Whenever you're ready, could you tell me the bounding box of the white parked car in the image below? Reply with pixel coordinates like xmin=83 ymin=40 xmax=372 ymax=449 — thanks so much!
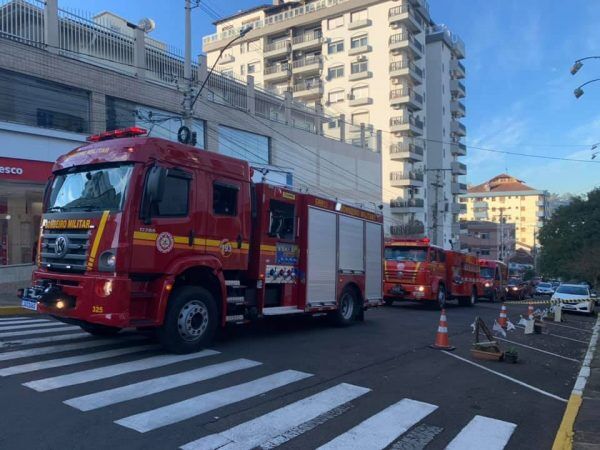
xmin=535 ymin=282 xmax=555 ymax=297
xmin=551 ymin=284 xmax=596 ymax=315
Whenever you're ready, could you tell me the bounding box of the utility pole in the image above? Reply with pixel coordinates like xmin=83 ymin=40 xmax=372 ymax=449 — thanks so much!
xmin=182 ymin=0 xmax=194 ymax=132
xmin=498 ymin=208 xmax=505 ymax=261
xmin=431 ymin=171 xmax=443 ymax=246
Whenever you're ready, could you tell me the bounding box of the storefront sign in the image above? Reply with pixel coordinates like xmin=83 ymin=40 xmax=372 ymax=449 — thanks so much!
xmin=0 ymin=157 xmax=53 ymax=183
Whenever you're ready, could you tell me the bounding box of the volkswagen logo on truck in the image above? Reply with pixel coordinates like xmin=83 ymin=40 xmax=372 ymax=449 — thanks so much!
xmin=54 ymin=235 xmax=69 ymax=258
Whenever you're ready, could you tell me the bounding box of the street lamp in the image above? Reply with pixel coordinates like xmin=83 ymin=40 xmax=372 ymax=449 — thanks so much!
xmin=570 ymin=56 xmax=600 ymax=75
xmin=573 ymin=78 xmax=600 ymax=99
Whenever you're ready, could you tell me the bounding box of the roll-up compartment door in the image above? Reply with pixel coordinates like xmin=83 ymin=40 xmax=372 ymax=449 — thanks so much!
xmin=365 ymin=222 xmax=383 ymax=300
xmin=307 ymin=207 xmax=337 ymax=305
xmin=339 ymin=215 xmax=365 ymax=272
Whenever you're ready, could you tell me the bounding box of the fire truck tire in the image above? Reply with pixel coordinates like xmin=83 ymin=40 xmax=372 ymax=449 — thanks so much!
xmin=459 ymin=287 xmax=477 ymax=307
xmin=79 ymin=323 xmax=121 ymax=336
xmin=437 ymin=284 xmax=446 ymax=309
xmin=331 ymin=286 xmax=359 ymax=326
xmin=158 ymin=286 xmax=218 ymax=354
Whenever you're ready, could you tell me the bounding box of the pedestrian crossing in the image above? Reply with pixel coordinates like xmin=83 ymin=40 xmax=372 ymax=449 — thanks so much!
xmin=0 ymin=316 xmax=518 ymax=449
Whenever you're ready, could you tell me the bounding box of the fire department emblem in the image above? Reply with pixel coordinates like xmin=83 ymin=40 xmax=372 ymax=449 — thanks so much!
xmin=54 ymin=235 xmax=69 ymax=258
xmin=219 ymin=239 xmax=233 ymax=258
xmin=396 ymin=262 xmax=405 ymax=271
xmin=156 ymin=232 xmax=174 ymax=254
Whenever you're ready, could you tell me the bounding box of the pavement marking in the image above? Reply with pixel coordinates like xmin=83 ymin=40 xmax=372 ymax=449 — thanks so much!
xmin=0 ymin=319 xmax=51 ymax=326
xmin=0 ymin=317 xmax=30 ymax=322
xmin=389 ymin=424 xmax=444 ymax=450
xmin=0 ymin=344 xmax=158 ymax=376
xmin=545 ymin=333 xmax=589 ymax=345
xmin=22 ymin=349 xmax=219 ymax=392
xmin=0 ymin=336 xmax=144 ymax=361
xmin=317 ymin=398 xmax=438 ymax=450
xmin=179 ymin=383 xmax=371 ymax=450
xmin=65 ymin=358 xmax=262 ymax=411
xmin=0 ymin=332 xmax=88 ymax=348
xmin=0 ymin=325 xmax=81 ymax=338
xmin=0 ymin=322 xmax=69 ymax=332
xmin=495 ymin=337 xmax=580 ymax=363
xmin=446 ymin=415 xmax=516 ymax=450
xmin=442 ymin=351 xmax=567 ymax=403
xmin=116 ymin=369 xmax=313 ymax=433
xmin=552 ymin=314 xmax=600 ymax=450
xmin=542 ymin=321 xmax=593 ymax=333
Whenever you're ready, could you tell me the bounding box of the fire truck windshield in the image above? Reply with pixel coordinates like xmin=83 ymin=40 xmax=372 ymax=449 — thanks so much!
xmin=47 ymin=164 xmax=133 ymax=212
xmin=480 ymin=267 xmax=495 ymax=279
xmin=384 ymin=247 xmax=428 ymax=262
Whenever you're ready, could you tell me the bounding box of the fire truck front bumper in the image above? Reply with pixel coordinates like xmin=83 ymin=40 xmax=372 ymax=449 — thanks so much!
xmin=21 ymin=271 xmax=132 ymax=328
xmin=384 ymin=282 xmax=432 ymax=301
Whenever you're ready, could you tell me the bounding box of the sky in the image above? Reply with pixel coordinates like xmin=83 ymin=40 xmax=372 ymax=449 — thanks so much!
xmin=58 ymin=0 xmax=600 ymax=195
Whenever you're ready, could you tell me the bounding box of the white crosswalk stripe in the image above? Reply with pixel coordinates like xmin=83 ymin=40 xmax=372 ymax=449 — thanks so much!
xmin=317 ymin=398 xmax=438 ymax=450
xmin=180 ymin=383 xmax=371 ymax=450
xmin=446 ymin=415 xmax=516 ymax=450
xmin=64 ymin=358 xmax=262 ymax=411
xmin=0 ymin=336 xmax=144 ymax=361
xmin=116 ymin=369 xmax=313 ymax=433
xmin=0 ymin=325 xmax=80 ymax=338
xmin=0 ymin=317 xmax=30 ymax=321
xmin=0 ymin=344 xmax=159 ymax=376
xmin=0 ymin=319 xmax=51 ymax=326
xmin=0 ymin=332 xmax=88 ymax=348
xmin=23 ymin=349 xmax=220 ymax=391
xmin=0 ymin=322 xmax=69 ymax=332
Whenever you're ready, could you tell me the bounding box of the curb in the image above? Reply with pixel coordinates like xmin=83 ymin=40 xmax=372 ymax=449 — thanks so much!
xmin=0 ymin=306 xmax=35 ymax=316
xmin=552 ymin=315 xmax=600 ymax=450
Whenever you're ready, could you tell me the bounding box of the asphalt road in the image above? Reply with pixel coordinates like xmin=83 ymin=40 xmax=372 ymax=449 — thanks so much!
xmin=0 ymin=298 xmax=596 ymax=450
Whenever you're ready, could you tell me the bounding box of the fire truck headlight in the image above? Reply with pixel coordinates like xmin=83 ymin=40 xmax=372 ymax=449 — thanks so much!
xmin=418 ymin=285 xmax=425 ymax=292
xmin=56 ymin=300 xmax=66 ymax=309
xmin=484 ymin=282 xmax=491 ymax=288
xmin=98 ymin=250 xmax=117 ymax=272
xmin=512 ymin=286 xmax=518 ymax=291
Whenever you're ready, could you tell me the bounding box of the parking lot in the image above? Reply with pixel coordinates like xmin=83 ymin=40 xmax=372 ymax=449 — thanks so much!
xmin=0 ymin=299 xmax=596 ymax=450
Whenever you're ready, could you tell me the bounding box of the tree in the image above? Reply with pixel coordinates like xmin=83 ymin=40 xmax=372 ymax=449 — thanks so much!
xmin=538 ymin=188 xmax=600 ymax=287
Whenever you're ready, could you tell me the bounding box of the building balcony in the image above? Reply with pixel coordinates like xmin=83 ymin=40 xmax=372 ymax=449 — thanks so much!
xmin=451 ymin=100 xmax=466 ymax=118
xmin=390 ymin=88 xmax=423 ymax=111
xmin=451 ymin=182 xmax=468 ymax=195
xmin=451 ymin=79 xmax=466 ymax=98
xmin=264 ymin=40 xmax=290 ymax=59
xmin=388 ymin=5 xmax=422 ymax=33
xmin=291 ymin=31 xmax=323 ymax=51
xmin=390 ymin=198 xmax=425 ymax=214
xmin=390 ymin=114 xmax=424 ymax=135
xmin=292 ymin=80 xmax=323 ymax=99
xmin=349 ymin=69 xmax=372 ymax=81
xmin=348 ymin=44 xmax=372 ymax=56
xmin=264 ymin=63 xmax=291 ymax=82
xmin=451 ymin=120 xmax=466 ymax=137
xmin=450 ymin=203 xmax=464 ymax=214
xmin=218 ymin=54 xmax=235 ymax=65
xmin=390 ymin=220 xmax=425 ymax=237
xmin=389 ymin=60 xmax=423 ymax=85
xmin=536 ymin=200 xmax=545 ymax=207
xmin=473 ymin=201 xmax=487 ymax=209
xmin=347 ymin=19 xmax=372 ymax=30
xmin=451 ymin=141 xmax=467 ymax=156
xmin=292 ymin=55 xmax=322 ymax=75
xmin=390 ymin=170 xmax=424 ymax=188
xmin=451 ymin=161 xmax=467 ymax=176
xmin=348 ymin=96 xmax=372 ymax=107
xmin=389 ymin=141 xmax=424 ymax=162
xmin=389 ymin=32 xmax=423 ymax=59
xmin=450 ymin=58 xmax=465 ymax=79
xmin=537 ymin=210 xmax=546 ymax=218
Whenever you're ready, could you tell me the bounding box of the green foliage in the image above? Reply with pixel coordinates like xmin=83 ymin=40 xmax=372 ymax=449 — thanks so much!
xmin=522 ymin=268 xmax=536 ymax=281
xmin=538 ymin=188 xmax=600 ymax=287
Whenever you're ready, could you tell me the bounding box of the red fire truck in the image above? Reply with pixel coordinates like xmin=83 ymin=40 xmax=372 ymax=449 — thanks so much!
xmin=19 ymin=128 xmax=384 ymax=353
xmin=478 ymin=259 xmax=508 ymax=302
xmin=383 ymin=238 xmax=480 ymax=308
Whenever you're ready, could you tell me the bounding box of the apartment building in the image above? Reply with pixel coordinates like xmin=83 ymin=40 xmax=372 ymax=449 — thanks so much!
xmin=0 ymin=0 xmax=380 ymax=291
xmin=203 ymin=0 xmax=467 ymax=243
xmin=460 ymin=174 xmax=549 ymax=251
xmin=459 ymin=221 xmax=516 ymax=261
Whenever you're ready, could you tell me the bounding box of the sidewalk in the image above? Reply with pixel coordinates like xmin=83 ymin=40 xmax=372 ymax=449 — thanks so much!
xmin=573 ymin=331 xmax=600 ymax=449
xmin=0 ymin=292 xmax=32 ymax=315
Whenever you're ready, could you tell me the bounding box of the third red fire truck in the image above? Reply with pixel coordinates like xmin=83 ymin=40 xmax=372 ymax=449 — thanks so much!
xmin=19 ymin=128 xmax=384 ymax=353
xmin=383 ymin=238 xmax=481 ymax=308
xmin=478 ymin=259 xmax=508 ymax=302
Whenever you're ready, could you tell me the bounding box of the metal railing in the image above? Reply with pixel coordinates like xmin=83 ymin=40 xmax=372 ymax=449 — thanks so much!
xmin=389 ymin=60 xmax=423 ymax=78
xmin=293 ymin=80 xmax=322 ymax=92
xmin=292 ymin=30 xmax=323 ymax=45
xmin=389 ymin=32 xmax=423 ymax=52
xmin=390 ymin=198 xmax=424 ymax=208
xmin=390 ymin=171 xmax=424 ymax=182
xmin=264 ymin=40 xmax=289 ymax=53
xmin=390 ymin=220 xmax=425 ymax=236
xmin=0 ymin=0 xmax=45 ymax=47
xmin=390 ymin=142 xmax=424 ymax=156
xmin=390 ymin=88 xmax=423 ymax=104
xmin=264 ymin=62 xmax=290 ymax=75
xmin=292 ymin=55 xmax=322 ymax=68
xmin=390 ymin=115 xmax=424 ymax=129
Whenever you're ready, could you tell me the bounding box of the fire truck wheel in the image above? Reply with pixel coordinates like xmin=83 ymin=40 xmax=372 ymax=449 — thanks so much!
xmin=437 ymin=285 xmax=446 ymax=309
xmin=80 ymin=322 xmax=121 ymax=336
xmin=158 ymin=286 xmax=218 ymax=354
xmin=331 ymin=287 xmax=359 ymax=326
xmin=459 ymin=287 xmax=477 ymax=307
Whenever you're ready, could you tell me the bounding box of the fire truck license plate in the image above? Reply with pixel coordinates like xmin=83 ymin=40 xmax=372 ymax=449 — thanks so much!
xmin=21 ymin=299 xmax=38 ymax=311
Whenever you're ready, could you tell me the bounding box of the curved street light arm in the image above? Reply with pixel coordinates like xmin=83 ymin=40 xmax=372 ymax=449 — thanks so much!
xmin=574 ymin=78 xmax=600 ymax=98
xmin=576 ymin=78 xmax=600 ymax=89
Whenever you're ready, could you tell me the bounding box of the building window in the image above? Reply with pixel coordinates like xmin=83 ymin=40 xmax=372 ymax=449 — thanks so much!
xmin=218 ymin=125 xmax=269 ymax=164
xmin=328 ymin=89 xmax=345 ymax=103
xmin=351 ymin=34 xmax=368 ymax=48
xmin=480 ymin=249 xmax=490 ymax=256
xmin=352 ymin=111 xmax=370 ymax=125
xmin=247 ymin=61 xmax=260 ymax=74
xmin=0 ymin=69 xmax=90 ymax=133
xmin=351 ymin=84 xmax=368 ymax=99
xmin=328 ymin=65 xmax=345 ymax=79
xmin=328 ymin=15 xmax=344 ymax=29
xmin=240 ymin=43 xmax=245 ymax=54
xmin=351 ymin=60 xmax=368 ymax=74
xmin=213 ymin=183 xmax=238 ymax=216
xmin=351 ymin=9 xmax=368 ymax=22
xmin=240 ymin=65 xmax=245 ymax=75
xmin=328 ymin=40 xmax=344 ymax=54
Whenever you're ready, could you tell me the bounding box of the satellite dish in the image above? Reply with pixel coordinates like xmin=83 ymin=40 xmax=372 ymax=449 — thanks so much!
xmin=137 ymin=18 xmax=156 ymax=33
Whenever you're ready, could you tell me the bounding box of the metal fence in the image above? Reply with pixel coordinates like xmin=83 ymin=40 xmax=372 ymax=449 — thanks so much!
xmin=0 ymin=0 xmax=45 ymax=47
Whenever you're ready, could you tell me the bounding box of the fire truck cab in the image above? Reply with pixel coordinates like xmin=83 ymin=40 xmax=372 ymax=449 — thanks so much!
xmin=478 ymin=259 xmax=508 ymax=302
xmin=19 ymin=128 xmax=384 ymax=353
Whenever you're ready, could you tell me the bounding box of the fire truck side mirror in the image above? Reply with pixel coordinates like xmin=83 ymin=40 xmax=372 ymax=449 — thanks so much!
xmin=142 ymin=166 xmax=167 ymax=224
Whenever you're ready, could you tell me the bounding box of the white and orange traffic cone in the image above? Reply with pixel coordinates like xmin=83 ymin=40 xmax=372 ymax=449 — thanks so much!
xmin=527 ymin=303 xmax=534 ymax=320
xmin=498 ymin=303 xmax=508 ymax=329
xmin=430 ymin=309 xmax=455 ymax=351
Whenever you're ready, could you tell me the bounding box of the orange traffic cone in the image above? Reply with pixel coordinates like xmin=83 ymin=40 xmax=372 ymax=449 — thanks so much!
xmin=498 ymin=303 xmax=508 ymax=328
xmin=430 ymin=309 xmax=455 ymax=351
xmin=527 ymin=303 xmax=534 ymax=320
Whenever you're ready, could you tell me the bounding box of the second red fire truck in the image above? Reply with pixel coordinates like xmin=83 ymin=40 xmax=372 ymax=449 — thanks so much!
xmin=19 ymin=128 xmax=384 ymax=353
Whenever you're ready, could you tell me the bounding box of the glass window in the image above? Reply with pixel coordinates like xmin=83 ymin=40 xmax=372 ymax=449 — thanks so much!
xmin=213 ymin=183 xmax=238 ymax=216
xmin=328 ymin=65 xmax=344 ymax=79
xmin=351 ymin=9 xmax=368 ymax=22
xmin=247 ymin=61 xmax=260 ymax=74
xmin=269 ymin=200 xmax=295 ymax=240
xmin=0 ymin=69 xmax=90 ymax=133
xmin=218 ymin=125 xmax=269 ymax=164
xmin=155 ymin=172 xmax=190 ymax=216
xmin=352 ymin=111 xmax=369 ymax=125
xmin=351 ymin=85 xmax=368 ymax=99
xmin=328 ymin=16 xmax=344 ymax=29
xmin=351 ymin=60 xmax=368 ymax=74
xmin=556 ymin=285 xmax=588 ymax=296
xmin=328 ymin=90 xmax=345 ymax=103
xmin=351 ymin=34 xmax=368 ymax=48
xmin=384 ymin=246 xmax=427 ymax=262
xmin=328 ymin=40 xmax=344 ymax=54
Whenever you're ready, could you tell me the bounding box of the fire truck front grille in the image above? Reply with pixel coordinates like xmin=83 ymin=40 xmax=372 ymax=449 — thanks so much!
xmin=385 ymin=270 xmax=417 ymax=284
xmin=40 ymin=229 xmax=91 ymax=272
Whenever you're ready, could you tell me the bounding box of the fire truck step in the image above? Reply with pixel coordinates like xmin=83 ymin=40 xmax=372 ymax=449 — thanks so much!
xmin=225 ymin=280 xmax=241 ymax=287
xmin=226 ymin=297 xmax=245 ymax=304
xmin=262 ymin=306 xmax=305 ymax=316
